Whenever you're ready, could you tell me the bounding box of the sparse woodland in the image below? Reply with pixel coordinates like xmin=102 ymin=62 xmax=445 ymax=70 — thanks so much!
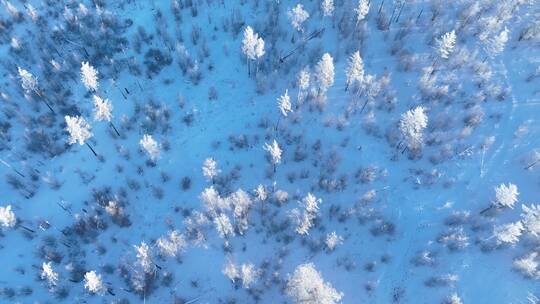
xmin=0 ymin=0 xmax=539 ymax=303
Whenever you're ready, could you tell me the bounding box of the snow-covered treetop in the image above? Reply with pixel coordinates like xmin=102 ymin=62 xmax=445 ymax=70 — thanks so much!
xmin=202 ymin=157 xmax=220 ymax=181
xmin=84 ymin=271 xmax=105 ymax=294
xmin=278 ymin=89 xmax=292 ymax=117
xmin=0 ymin=205 xmax=16 ymax=228
xmin=345 ymin=51 xmax=365 ymax=89
xmin=18 ymin=67 xmax=38 ymax=93
xmin=264 ymin=139 xmax=282 ymax=165
xmin=139 ymin=134 xmax=160 ymax=161
xmin=437 ymin=30 xmax=457 ymax=59
xmin=80 ymin=61 xmax=99 ymax=91
xmin=287 ymin=263 xmax=343 ymax=304
xmin=134 ymin=241 xmax=154 ymax=273
xmin=521 ymin=204 xmax=540 ymax=237
xmin=321 ymin=0 xmax=334 ymax=17
xmin=41 ymin=262 xmax=59 ymax=287
xmin=157 ymin=230 xmax=187 ymax=257
xmin=65 ymin=115 xmax=93 ymax=146
xmin=298 ymin=67 xmax=310 ymax=91
xmin=242 ymin=26 xmax=265 ymax=61
xmin=399 ymin=106 xmax=428 ymax=149
xmin=485 ymin=27 xmax=509 ymax=58
xmin=288 ymin=4 xmax=310 ymax=32
xmin=494 ymin=221 xmax=523 ymax=245
xmin=93 ymin=95 xmax=113 ymax=122
xmin=494 ymin=183 xmax=519 ymax=208
xmin=355 ymin=0 xmax=369 ymax=23
xmin=214 ymin=213 xmax=234 ymax=238
xmin=302 ymin=193 xmax=321 ymax=214
xmin=316 ymin=53 xmax=335 ymax=93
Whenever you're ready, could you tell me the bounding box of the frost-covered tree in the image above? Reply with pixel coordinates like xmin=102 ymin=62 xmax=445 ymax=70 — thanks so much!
xmin=84 ymin=271 xmax=105 ymax=295
xmin=286 ymin=263 xmax=343 ymax=304
xmin=255 ymin=184 xmax=267 ymax=202
xmin=436 ymin=30 xmax=457 ymax=59
xmin=321 ymin=0 xmax=334 ymax=17
xmin=521 ymin=204 xmax=540 ymax=236
xmin=315 ymin=53 xmax=335 ymax=98
xmin=81 ymin=61 xmax=99 ymax=91
xmin=93 ymin=95 xmax=113 ymax=122
xmin=156 ymin=230 xmax=187 ymax=257
xmin=214 ymin=213 xmax=234 ymax=238
xmin=134 ymin=241 xmax=154 ymax=273
xmin=65 ymin=115 xmax=92 ymax=145
xmin=297 ymin=67 xmax=311 ymax=104
xmin=240 ymin=263 xmax=259 ymax=289
xmin=514 ymin=252 xmax=540 ymax=279
xmin=288 ymin=4 xmax=310 ymax=33
xmin=278 ymin=90 xmax=293 ymax=117
xmin=325 ymin=231 xmax=343 ymax=251
xmin=264 ymin=139 xmax=282 ymax=172
xmin=222 ymin=259 xmax=239 ymax=283
xmin=241 ymin=26 xmax=265 ymax=76
xmin=229 ymin=189 xmax=253 ymax=234
xmin=485 ymin=27 xmax=509 ymax=58
xmin=355 ymin=0 xmax=369 ymax=24
xmin=494 ymin=221 xmax=523 ymax=245
xmin=200 ymin=186 xmax=228 ymax=216
xmin=446 ymin=293 xmax=463 ymax=304
xmin=202 ymin=157 xmax=220 ymax=183
xmin=65 ymin=115 xmax=97 ymax=156
xmin=139 ymin=134 xmax=160 ymax=161
xmin=345 ymin=51 xmax=365 ymax=92
xmin=494 ymin=183 xmax=519 ymax=209
xmin=0 ymin=205 xmax=16 ymax=228
xmin=41 ymin=262 xmax=59 ymax=287
xmin=399 ymin=106 xmax=428 ymax=151
xmin=93 ymin=95 xmax=120 ymax=136
xmin=18 ymin=67 xmax=38 ymax=93
xmin=291 ymin=193 xmax=322 ymax=235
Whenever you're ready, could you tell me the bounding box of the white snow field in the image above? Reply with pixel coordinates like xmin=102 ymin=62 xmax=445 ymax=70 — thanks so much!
xmin=0 ymin=0 xmax=539 ymax=303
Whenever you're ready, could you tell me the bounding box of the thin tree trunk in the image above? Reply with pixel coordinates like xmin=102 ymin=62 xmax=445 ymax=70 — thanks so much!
xmin=524 ymin=159 xmax=540 ymax=170
xmin=110 ymin=122 xmax=121 ymax=137
xmin=86 ymin=143 xmax=98 ymax=157
xmin=378 ymin=0 xmax=385 ymax=15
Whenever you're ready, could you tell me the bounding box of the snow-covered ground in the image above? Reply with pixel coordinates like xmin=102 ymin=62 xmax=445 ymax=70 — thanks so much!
xmin=0 ymin=0 xmax=539 ymax=303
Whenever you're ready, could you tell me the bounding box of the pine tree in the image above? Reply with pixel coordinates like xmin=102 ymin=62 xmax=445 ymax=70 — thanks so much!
xmin=139 ymin=134 xmax=160 ymax=161
xmin=288 ymin=4 xmax=310 ymax=33
xmin=65 ymin=115 xmax=97 ymax=156
xmin=0 ymin=205 xmax=16 ymax=228
xmin=264 ymin=140 xmax=282 ymax=172
xmin=315 ymin=53 xmax=335 ymax=97
xmin=84 ymin=271 xmax=105 ymax=295
xmin=321 ymin=0 xmax=334 ymax=17
xmin=399 ymin=106 xmax=428 ymax=151
xmin=345 ymin=51 xmax=365 ymax=92
xmin=436 ymin=30 xmax=457 ymax=59
xmin=81 ymin=61 xmax=99 ymax=91
xmin=287 ymin=263 xmax=343 ymax=304
xmin=355 ymin=0 xmax=370 ymax=24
